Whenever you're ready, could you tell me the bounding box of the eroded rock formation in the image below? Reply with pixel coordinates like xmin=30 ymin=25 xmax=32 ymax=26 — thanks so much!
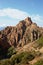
xmin=0 ymin=17 xmax=43 ymax=50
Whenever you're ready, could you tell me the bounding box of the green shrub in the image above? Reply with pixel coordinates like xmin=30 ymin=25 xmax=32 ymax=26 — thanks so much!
xmin=0 ymin=46 xmax=17 ymax=59
xmin=11 ymin=51 xmax=35 ymax=65
xmin=35 ymin=36 xmax=43 ymax=49
xmin=34 ymin=59 xmax=43 ymax=65
xmin=10 ymin=52 xmax=25 ymax=65
xmin=0 ymin=51 xmax=35 ymax=65
xmin=0 ymin=59 xmax=11 ymax=65
xmin=7 ymin=46 xmax=17 ymax=58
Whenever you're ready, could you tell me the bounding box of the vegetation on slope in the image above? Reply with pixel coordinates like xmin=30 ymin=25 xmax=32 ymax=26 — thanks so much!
xmin=33 ymin=59 xmax=43 ymax=65
xmin=0 ymin=35 xmax=43 ymax=65
xmin=36 ymin=36 xmax=43 ymax=48
xmin=0 ymin=46 xmax=17 ymax=60
xmin=0 ymin=51 xmax=35 ymax=65
xmin=7 ymin=46 xmax=17 ymax=58
xmin=33 ymin=36 xmax=43 ymax=49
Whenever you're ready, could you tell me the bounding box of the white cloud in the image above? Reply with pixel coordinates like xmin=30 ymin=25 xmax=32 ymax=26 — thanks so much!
xmin=31 ymin=15 xmax=43 ymax=27
xmin=0 ymin=8 xmax=43 ymax=27
xmin=31 ymin=15 xmax=43 ymax=22
xmin=0 ymin=8 xmax=29 ymax=20
xmin=0 ymin=24 xmax=6 ymax=27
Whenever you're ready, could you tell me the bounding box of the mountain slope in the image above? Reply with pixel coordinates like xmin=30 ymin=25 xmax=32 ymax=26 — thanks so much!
xmin=0 ymin=17 xmax=43 ymax=65
xmin=0 ymin=17 xmax=43 ymax=49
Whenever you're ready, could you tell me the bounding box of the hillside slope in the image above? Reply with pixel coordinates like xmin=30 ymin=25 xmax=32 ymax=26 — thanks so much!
xmin=0 ymin=17 xmax=43 ymax=65
xmin=0 ymin=17 xmax=43 ymax=49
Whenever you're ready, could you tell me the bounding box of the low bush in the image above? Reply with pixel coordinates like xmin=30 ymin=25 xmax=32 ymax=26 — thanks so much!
xmin=7 ymin=46 xmax=17 ymax=58
xmin=0 ymin=59 xmax=11 ymax=65
xmin=34 ymin=59 xmax=43 ymax=65
xmin=11 ymin=51 xmax=35 ymax=65
xmin=34 ymin=36 xmax=43 ymax=49
xmin=0 ymin=51 xmax=35 ymax=65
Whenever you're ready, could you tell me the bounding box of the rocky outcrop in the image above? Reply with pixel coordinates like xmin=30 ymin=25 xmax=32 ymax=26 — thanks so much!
xmin=0 ymin=17 xmax=43 ymax=50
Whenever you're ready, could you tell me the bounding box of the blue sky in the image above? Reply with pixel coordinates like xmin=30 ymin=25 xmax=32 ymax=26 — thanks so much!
xmin=0 ymin=0 xmax=43 ymax=27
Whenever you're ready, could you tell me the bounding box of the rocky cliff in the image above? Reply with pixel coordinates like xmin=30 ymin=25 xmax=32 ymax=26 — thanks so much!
xmin=0 ymin=17 xmax=43 ymax=51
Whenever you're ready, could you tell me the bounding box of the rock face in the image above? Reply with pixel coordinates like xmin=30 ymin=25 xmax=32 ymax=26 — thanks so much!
xmin=0 ymin=17 xmax=43 ymax=50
